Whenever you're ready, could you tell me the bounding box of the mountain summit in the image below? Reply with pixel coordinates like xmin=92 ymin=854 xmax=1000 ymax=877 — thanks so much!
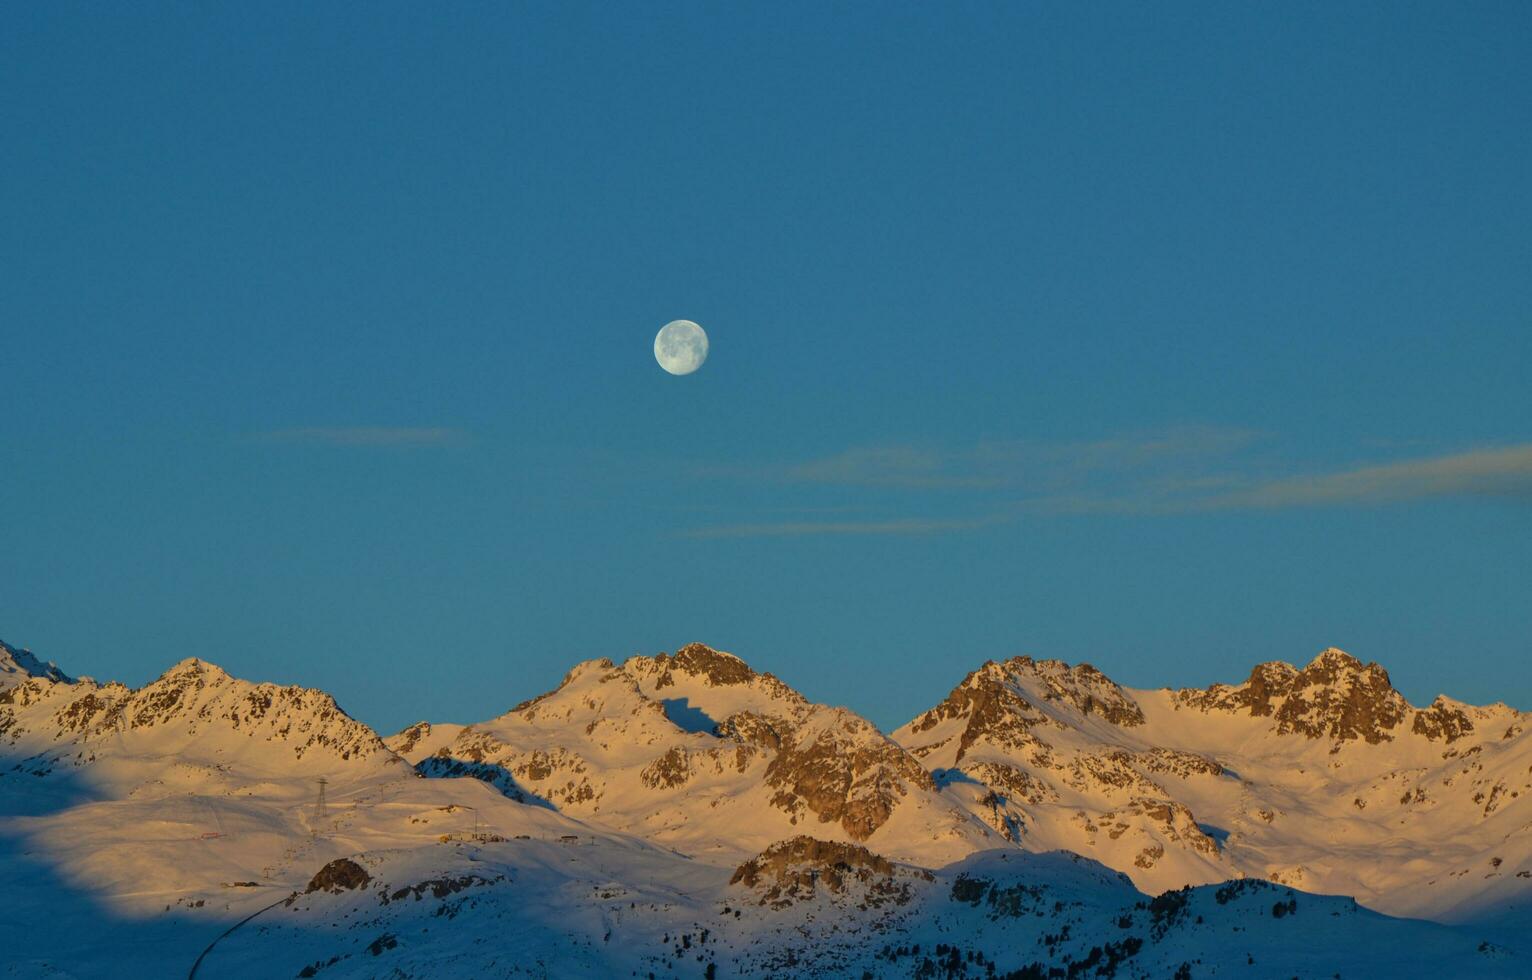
xmin=389 ymin=643 xmax=990 ymax=865
xmin=1176 ymin=646 xmax=1474 ymax=744
xmin=0 ymin=637 xmax=72 ymax=687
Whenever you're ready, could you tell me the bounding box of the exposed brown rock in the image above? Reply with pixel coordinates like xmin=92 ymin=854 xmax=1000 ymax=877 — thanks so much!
xmin=761 ymin=715 xmax=935 ymax=839
xmin=1097 ymin=798 xmax=1220 ymax=856
xmin=640 ymin=745 xmax=693 ymax=789
xmin=383 ymin=872 xmax=502 ymax=904
xmin=1185 ymin=661 xmax=1301 ymax=717
xmin=1179 ymin=649 xmax=1414 ymax=744
xmin=402 ymin=645 xmax=937 ymax=840
xmin=659 ymin=643 xmax=756 ymax=686
xmin=20 ymin=660 xmax=387 ymax=763
xmin=390 ymin=721 xmax=432 ymax=755
xmin=1135 ymin=747 xmax=1223 ymax=778
xmin=729 ymin=836 xmax=929 ymax=909
xmin=908 ymin=664 xmax=1047 ymax=766
xmin=962 ymin=761 xmax=1058 ymax=805
xmin=1026 ymin=660 xmax=1145 ymax=727
xmin=1134 ymin=844 xmax=1164 ymax=868
xmin=1271 ymin=650 xmax=1409 ymax=742
xmin=1062 ymin=750 xmax=1165 ymax=797
xmin=716 ymin=711 xmax=788 ymax=751
xmin=911 ymin=658 xmax=1144 ymax=770
xmin=1413 ymin=697 xmax=1475 ymax=743
xmin=624 ymin=644 xmax=804 ymax=705
xmin=306 ymin=858 xmax=371 ymax=894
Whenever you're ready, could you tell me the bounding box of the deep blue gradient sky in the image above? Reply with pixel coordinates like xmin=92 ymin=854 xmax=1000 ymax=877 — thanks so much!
xmin=4 ymin=3 xmax=1529 ymax=734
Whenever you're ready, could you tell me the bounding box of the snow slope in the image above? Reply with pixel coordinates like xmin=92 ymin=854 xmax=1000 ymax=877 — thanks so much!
xmin=109 ymin=841 xmax=1526 ymax=979
xmin=387 ymin=644 xmax=998 ymax=867
xmin=893 ymin=647 xmax=1532 ymax=932
xmin=0 ymin=637 xmax=1526 ymax=977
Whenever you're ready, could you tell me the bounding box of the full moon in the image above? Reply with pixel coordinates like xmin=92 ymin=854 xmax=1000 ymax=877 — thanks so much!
xmin=654 ymin=319 xmax=709 ymax=375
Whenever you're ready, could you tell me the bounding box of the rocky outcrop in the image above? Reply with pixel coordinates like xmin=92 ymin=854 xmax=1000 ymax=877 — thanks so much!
xmin=1110 ymin=799 xmax=1220 ymax=856
xmin=639 ymin=745 xmax=693 ymax=789
xmin=306 ymin=858 xmax=371 ymax=894
xmin=1020 ymin=659 xmax=1146 ymax=727
xmin=729 ymin=836 xmax=930 ymax=909
xmin=907 ymin=663 xmax=1048 ymax=763
xmin=628 ymin=649 xmax=944 ymax=839
xmin=390 ymin=721 xmax=433 ymax=755
xmin=1180 ymin=661 xmax=1301 ymax=717
xmin=382 ymin=872 xmax=503 ymax=904
xmin=762 ymin=710 xmax=936 ymax=839
xmin=1135 ymin=747 xmax=1223 ymax=779
xmin=962 ymin=761 xmax=1058 ymax=805
xmin=622 ymin=642 xmax=805 ymax=705
xmin=1177 ymin=648 xmax=1490 ymax=747
xmin=650 ymin=643 xmax=756 ymax=687
xmin=1269 ymin=649 xmax=1411 ymax=743
xmin=1060 ymin=750 xmax=1167 ymax=797
xmin=908 ymin=657 xmax=1144 ymax=766
xmin=1413 ymin=696 xmax=1475 ymax=743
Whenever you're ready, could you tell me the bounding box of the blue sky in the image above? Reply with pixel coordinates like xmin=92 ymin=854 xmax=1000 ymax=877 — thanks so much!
xmin=3 ymin=2 xmax=1529 ymax=734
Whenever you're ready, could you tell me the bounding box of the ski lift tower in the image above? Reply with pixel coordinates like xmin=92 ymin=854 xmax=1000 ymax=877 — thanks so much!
xmin=458 ymin=805 xmax=484 ymax=841
xmin=313 ymin=777 xmax=328 ymax=838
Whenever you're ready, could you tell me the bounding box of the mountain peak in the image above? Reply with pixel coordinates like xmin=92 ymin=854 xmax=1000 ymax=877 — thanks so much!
xmin=1 ymin=653 xmax=390 ymax=773
xmin=1181 ymin=648 xmax=1415 ymax=743
xmin=1288 ymin=648 xmax=1400 ymax=699
xmin=993 ymin=656 xmax=1146 ymax=727
xmin=900 ymin=655 xmax=1144 ymax=779
xmin=648 ymin=642 xmax=756 ymax=686
xmin=1304 ymin=647 xmax=1368 ymax=674
xmin=620 ymin=643 xmax=808 ymax=712
xmin=676 ymin=641 xmax=742 ymax=661
xmin=0 ymin=638 xmax=72 ymax=687
xmin=156 ymin=657 xmax=233 ymax=686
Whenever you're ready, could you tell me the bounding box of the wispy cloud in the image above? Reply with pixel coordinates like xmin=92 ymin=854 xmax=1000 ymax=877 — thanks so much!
xmin=779 ymin=446 xmax=998 ymax=489
xmin=681 ymin=432 xmax=1532 ymax=537
xmin=680 ymin=516 xmax=997 ymax=539
xmin=253 ymin=427 xmax=471 ymax=447
xmin=1201 ymin=444 xmax=1532 ymax=510
xmin=729 ymin=425 xmax=1261 ymax=492
xmin=1018 ymin=442 xmax=1532 ymax=514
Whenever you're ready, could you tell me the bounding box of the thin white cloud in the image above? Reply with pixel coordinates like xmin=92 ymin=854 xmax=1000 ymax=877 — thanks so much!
xmin=782 ymin=446 xmax=991 ymax=489
xmin=680 ymin=516 xmax=995 ymax=539
xmin=713 ymin=425 xmax=1261 ymax=491
xmin=1017 ymin=443 xmax=1532 ymax=514
xmin=1204 ymin=444 xmax=1532 ymax=509
xmin=681 ymin=433 xmax=1532 ymax=536
xmin=254 ymin=427 xmax=470 ymax=447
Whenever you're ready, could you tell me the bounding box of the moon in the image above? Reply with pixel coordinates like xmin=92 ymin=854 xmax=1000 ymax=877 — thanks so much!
xmin=654 ymin=320 xmax=709 ymax=376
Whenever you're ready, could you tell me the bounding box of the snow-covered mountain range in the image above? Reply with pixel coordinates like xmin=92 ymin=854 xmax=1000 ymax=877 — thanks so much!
xmin=1 ymin=637 xmax=1526 ymax=978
